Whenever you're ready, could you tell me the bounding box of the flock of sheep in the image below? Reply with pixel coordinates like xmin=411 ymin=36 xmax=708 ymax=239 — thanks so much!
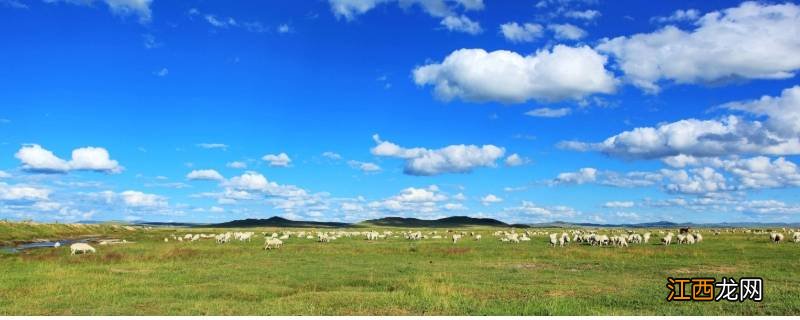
xmin=60 ymin=227 xmax=800 ymax=255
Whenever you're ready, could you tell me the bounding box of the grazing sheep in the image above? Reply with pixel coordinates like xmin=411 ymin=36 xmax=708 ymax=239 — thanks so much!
xmin=643 ymin=232 xmax=651 ymax=244
xmin=662 ymin=233 xmax=674 ymax=245
xmin=452 ymin=234 xmax=462 ymax=244
xmin=264 ymin=238 xmax=283 ymax=250
xmin=770 ymin=232 xmax=785 ymax=243
xmin=560 ymin=233 xmax=570 ymax=245
xmin=163 ymin=238 xmax=169 ymax=243
xmin=677 ymin=234 xmax=687 ymax=244
xmin=474 ymin=234 xmax=482 ymax=241
xmin=70 ymin=243 xmax=96 ymax=255
xmin=693 ymin=233 xmax=703 ymax=243
xmin=549 ymin=233 xmax=558 ymax=247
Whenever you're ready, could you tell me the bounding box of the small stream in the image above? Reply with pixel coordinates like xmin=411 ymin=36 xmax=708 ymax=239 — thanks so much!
xmin=0 ymin=238 xmax=98 ymax=254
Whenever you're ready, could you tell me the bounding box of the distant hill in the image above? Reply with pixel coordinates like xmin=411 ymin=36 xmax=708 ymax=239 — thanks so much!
xmin=360 ymin=216 xmax=525 ymax=228
xmin=78 ymin=216 xmax=800 ymax=229
xmin=203 ymin=216 xmax=351 ymax=228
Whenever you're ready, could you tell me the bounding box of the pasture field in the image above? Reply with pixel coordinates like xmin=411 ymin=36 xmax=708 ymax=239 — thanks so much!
xmin=1 ymin=226 xmax=799 ymax=315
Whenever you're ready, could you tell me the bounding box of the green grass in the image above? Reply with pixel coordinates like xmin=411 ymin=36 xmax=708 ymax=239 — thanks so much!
xmin=0 ymin=225 xmax=798 ymax=315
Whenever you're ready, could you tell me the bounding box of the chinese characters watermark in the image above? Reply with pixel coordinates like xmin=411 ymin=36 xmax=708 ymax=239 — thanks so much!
xmin=666 ymin=277 xmax=763 ymax=302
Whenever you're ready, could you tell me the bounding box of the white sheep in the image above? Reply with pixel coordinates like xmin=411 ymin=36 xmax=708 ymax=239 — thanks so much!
xmin=770 ymin=232 xmax=785 ymax=243
xmin=163 ymin=238 xmax=169 ymax=243
xmin=70 ymin=243 xmax=96 ymax=255
xmin=264 ymin=238 xmax=283 ymax=250
xmin=643 ymin=232 xmax=651 ymax=244
xmin=475 ymin=234 xmax=482 ymax=241
xmin=662 ymin=233 xmax=673 ymax=245
xmin=693 ymin=233 xmax=703 ymax=243
xmin=549 ymin=233 xmax=558 ymax=247
xmin=452 ymin=234 xmax=462 ymax=243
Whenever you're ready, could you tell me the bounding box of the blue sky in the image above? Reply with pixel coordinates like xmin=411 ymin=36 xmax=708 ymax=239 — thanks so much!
xmin=1 ymin=0 xmax=800 ymax=224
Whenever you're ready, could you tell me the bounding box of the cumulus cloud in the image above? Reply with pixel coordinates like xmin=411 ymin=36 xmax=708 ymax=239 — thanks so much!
xmin=566 ymin=116 xmax=800 ymax=160
xmin=413 ymin=46 xmax=617 ymax=103
xmin=366 ymin=185 xmax=452 ymax=215
xmin=504 ymin=153 xmax=528 ymax=167
xmin=0 ymin=183 xmax=51 ymax=201
xmin=370 ymin=134 xmax=505 ymax=176
xmin=0 ymin=171 xmax=9 ymax=179
xmin=525 ymin=107 xmax=571 ymax=118
xmin=15 ymin=144 xmax=123 ymax=174
xmin=499 ymin=22 xmax=543 ymax=43
xmin=262 ymin=153 xmax=292 ymax=167
xmin=480 ymin=194 xmax=502 ymax=205
xmin=186 ymin=169 xmax=224 ymax=181
xmin=120 ymin=190 xmax=167 ymax=208
xmin=223 ymin=172 xmax=308 ymax=198
xmin=597 ymin=2 xmax=800 ymax=92
xmin=552 ymin=167 xmax=597 ymax=184
xmin=547 ymin=23 xmax=587 ymax=40
xmin=440 ymin=15 xmax=482 ymax=34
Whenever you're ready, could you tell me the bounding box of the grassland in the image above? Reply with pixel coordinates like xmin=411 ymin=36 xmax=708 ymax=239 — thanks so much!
xmin=1 ymin=224 xmax=799 ymax=315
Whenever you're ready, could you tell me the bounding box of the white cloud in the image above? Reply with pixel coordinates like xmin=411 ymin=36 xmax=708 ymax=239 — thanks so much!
xmin=597 ymin=2 xmax=800 ymax=92
xmin=567 ymin=86 xmax=800 ymax=160
xmin=480 ymin=194 xmax=502 ymax=205
xmin=45 ymin=0 xmax=152 ymax=23
xmin=0 ymin=183 xmax=51 ymax=201
xmin=443 ymin=203 xmax=466 ymax=210
xmin=120 ymin=190 xmax=167 ymax=208
xmin=504 ymin=201 xmax=578 ymax=219
xmin=226 ymin=161 xmax=247 ymax=169
xmin=69 ymin=147 xmax=123 ymax=173
xmin=499 ymin=22 xmax=543 ymax=43
xmin=15 ymin=144 xmax=122 ymax=174
xmin=223 ymin=172 xmax=308 ymax=198
xmin=371 ymin=134 xmax=504 ymax=176
xmin=186 ymin=169 xmax=224 ymax=181
xmin=347 ymin=160 xmax=382 ymax=173
xmin=440 ymin=15 xmax=482 ymax=34
xmin=722 ymin=85 xmax=800 ymax=138
xmin=661 ymin=167 xmax=729 ymax=195
xmin=278 ymin=24 xmax=291 ymax=33
xmin=504 ymin=153 xmax=527 ymax=166
xmin=564 ymin=9 xmax=601 ymax=20
xmin=329 ymin=0 xmax=484 ymax=21
xmin=553 ymin=167 xmax=597 ymax=184
xmin=210 ymin=206 xmax=225 ymax=213
xmin=262 ymin=153 xmax=292 ymax=167
xmin=0 ymin=171 xmax=9 ymax=179
xmin=154 ymin=68 xmax=168 ymax=77
xmin=413 ymin=46 xmax=617 ymax=103
xmin=204 ymin=14 xmax=237 ymax=28
xmin=196 ymin=143 xmax=228 ymax=150
xmin=651 ymin=9 xmax=700 ymax=23
xmin=722 ymin=156 xmax=800 ymax=189
xmin=322 ymin=151 xmax=342 ymax=160
xmin=603 ymin=201 xmax=634 ymax=208
xmin=547 ymin=23 xmax=587 ymax=40
xmin=525 ymin=107 xmax=571 ymax=118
